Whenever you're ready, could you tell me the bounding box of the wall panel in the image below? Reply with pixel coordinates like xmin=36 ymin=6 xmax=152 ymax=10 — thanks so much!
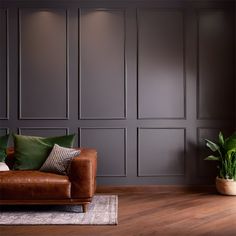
xmin=0 ymin=9 xmax=8 ymax=119
xmin=198 ymin=10 xmax=235 ymax=119
xmin=138 ymin=128 xmax=185 ymax=176
xmin=19 ymin=9 xmax=68 ymax=119
xmin=79 ymin=9 xmax=126 ymax=119
xmin=79 ymin=128 xmax=126 ymax=177
xmin=138 ymin=9 xmax=185 ymax=119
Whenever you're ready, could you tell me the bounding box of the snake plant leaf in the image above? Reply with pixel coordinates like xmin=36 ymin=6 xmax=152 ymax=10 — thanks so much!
xmin=205 ymin=139 xmax=219 ymax=152
xmin=218 ymin=132 xmax=224 ymax=146
xmin=204 ymin=155 xmax=220 ymax=161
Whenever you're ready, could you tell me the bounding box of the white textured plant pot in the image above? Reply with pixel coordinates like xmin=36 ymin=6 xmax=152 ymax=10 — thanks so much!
xmin=216 ymin=177 xmax=236 ymax=195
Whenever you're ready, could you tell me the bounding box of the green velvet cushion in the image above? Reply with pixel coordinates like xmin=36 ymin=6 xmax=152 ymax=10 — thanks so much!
xmin=0 ymin=134 xmax=10 ymax=162
xmin=13 ymin=134 xmax=75 ymax=170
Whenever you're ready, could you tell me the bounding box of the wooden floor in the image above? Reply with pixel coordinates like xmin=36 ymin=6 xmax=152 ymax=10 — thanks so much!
xmin=1 ymin=186 xmax=236 ymax=236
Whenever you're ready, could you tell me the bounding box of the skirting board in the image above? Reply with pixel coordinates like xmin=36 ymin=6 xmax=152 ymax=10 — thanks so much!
xmin=96 ymin=185 xmax=216 ymax=194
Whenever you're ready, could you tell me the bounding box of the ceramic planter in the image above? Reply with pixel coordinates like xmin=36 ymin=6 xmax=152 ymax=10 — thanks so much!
xmin=216 ymin=177 xmax=236 ymax=195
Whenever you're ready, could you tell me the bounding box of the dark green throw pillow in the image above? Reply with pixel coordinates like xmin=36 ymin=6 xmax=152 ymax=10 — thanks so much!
xmin=0 ymin=134 xmax=10 ymax=162
xmin=13 ymin=134 xmax=75 ymax=170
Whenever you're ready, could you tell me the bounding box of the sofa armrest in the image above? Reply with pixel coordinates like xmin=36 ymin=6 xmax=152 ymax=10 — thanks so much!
xmin=68 ymin=148 xmax=97 ymax=199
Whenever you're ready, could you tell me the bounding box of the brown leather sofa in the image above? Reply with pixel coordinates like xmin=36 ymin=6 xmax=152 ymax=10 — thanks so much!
xmin=0 ymin=148 xmax=97 ymax=212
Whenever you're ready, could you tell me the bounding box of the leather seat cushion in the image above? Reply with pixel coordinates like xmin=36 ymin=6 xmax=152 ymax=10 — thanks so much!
xmin=0 ymin=171 xmax=71 ymax=200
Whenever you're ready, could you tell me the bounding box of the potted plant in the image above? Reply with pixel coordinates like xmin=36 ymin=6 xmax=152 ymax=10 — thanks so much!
xmin=205 ymin=132 xmax=236 ymax=195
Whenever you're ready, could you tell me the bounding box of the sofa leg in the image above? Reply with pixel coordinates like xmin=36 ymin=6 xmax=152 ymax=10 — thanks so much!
xmin=82 ymin=203 xmax=88 ymax=213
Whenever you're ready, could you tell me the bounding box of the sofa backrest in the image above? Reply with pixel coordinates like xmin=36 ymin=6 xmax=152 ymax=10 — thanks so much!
xmin=6 ymin=147 xmax=15 ymax=169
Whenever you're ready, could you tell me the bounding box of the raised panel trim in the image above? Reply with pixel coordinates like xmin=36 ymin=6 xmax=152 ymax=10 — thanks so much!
xmin=137 ymin=127 xmax=186 ymax=177
xmin=78 ymin=8 xmax=127 ymax=120
xmin=196 ymin=10 xmax=200 ymax=120
xmin=18 ymin=127 xmax=69 ymax=135
xmin=0 ymin=128 xmax=9 ymax=134
xmin=137 ymin=9 xmax=186 ymax=120
xmin=79 ymin=127 xmax=127 ymax=177
xmin=0 ymin=9 xmax=9 ymax=120
xmin=18 ymin=8 xmax=69 ymax=120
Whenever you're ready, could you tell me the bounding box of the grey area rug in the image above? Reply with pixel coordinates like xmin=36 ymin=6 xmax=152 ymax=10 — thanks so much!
xmin=0 ymin=195 xmax=118 ymax=225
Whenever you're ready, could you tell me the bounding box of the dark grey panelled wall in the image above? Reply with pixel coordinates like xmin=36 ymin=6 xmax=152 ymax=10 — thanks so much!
xmin=0 ymin=0 xmax=235 ymax=185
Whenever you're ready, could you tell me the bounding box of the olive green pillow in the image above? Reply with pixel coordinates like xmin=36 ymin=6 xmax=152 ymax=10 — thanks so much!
xmin=0 ymin=134 xmax=10 ymax=162
xmin=13 ymin=134 xmax=75 ymax=170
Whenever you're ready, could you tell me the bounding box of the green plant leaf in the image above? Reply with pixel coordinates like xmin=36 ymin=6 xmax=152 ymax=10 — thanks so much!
xmin=226 ymin=149 xmax=236 ymax=158
xmin=219 ymin=132 xmax=224 ymax=146
xmin=204 ymin=155 xmax=220 ymax=161
xmin=224 ymin=133 xmax=236 ymax=150
xmin=205 ymin=139 xmax=219 ymax=152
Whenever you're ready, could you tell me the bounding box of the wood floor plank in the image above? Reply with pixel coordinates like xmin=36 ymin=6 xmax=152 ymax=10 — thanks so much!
xmin=1 ymin=187 xmax=236 ymax=236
